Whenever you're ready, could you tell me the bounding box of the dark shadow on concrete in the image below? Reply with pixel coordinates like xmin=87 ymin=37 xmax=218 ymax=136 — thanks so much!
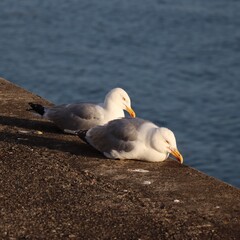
xmin=0 ymin=115 xmax=63 ymax=134
xmin=0 ymin=131 xmax=103 ymax=159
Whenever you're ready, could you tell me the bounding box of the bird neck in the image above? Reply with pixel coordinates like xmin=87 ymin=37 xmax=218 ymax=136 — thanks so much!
xmin=103 ymin=98 xmax=118 ymax=110
xmin=149 ymin=128 xmax=161 ymax=150
xmin=103 ymin=99 xmax=125 ymax=121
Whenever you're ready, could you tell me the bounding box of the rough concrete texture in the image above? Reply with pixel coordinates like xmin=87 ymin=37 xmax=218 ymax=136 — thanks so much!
xmin=0 ymin=77 xmax=240 ymax=239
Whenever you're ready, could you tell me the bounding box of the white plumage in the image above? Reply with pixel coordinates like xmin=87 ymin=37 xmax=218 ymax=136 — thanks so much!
xmin=28 ymin=88 xmax=135 ymax=133
xmin=79 ymin=118 xmax=183 ymax=163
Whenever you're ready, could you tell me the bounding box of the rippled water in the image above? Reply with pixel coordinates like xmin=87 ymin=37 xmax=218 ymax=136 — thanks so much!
xmin=0 ymin=0 xmax=240 ymax=187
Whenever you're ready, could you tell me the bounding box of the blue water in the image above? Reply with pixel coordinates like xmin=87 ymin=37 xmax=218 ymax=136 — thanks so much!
xmin=0 ymin=0 xmax=240 ymax=188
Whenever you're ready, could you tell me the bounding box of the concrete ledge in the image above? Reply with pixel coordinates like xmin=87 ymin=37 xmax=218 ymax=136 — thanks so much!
xmin=0 ymin=77 xmax=240 ymax=239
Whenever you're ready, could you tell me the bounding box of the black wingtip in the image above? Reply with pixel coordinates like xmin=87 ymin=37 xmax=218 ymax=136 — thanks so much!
xmin=77 ymin=130 xmax=89 ymax=144
xmin=27 ymin=102 xmax=45 ymax=116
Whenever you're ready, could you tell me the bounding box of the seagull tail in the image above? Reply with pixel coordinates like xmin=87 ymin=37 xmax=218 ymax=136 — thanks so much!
xmin=77 ymin=130 xmax=89 ymax=144
xmin=27 ymin=102 xmax=45 ymax=116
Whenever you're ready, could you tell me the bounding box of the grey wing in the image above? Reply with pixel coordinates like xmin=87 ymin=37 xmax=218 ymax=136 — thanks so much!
xmin=45 ymin=103 xmax=104 ymax=131
xmin=87 ymin=118 xmax=146 ymax=153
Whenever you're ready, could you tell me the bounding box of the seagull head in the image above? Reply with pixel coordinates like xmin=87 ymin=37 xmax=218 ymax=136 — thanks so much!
xmin=153 ymin=127 xmax=183 ymax=164
xmin=104 ymin=88 xmax=136 ymax=118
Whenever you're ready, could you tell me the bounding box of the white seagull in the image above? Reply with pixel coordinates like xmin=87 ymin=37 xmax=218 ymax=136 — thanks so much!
xmin=78 ymin=117 xmax=183 ymax=163
xmin=28 ymin=88 xmax=136 ymax=133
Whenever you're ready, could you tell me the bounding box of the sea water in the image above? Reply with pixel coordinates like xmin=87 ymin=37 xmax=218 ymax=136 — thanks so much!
xmin=0 ymin=0 xmax=239 ymax=187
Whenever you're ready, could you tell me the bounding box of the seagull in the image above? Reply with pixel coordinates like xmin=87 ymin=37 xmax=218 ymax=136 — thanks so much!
xmin=28 ymin=88 xmax=136 ymax=133
xmin=78 ymin=117 xmax=183 ymax=163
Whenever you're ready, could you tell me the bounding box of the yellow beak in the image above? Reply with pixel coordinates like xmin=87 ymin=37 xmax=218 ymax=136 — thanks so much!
xmin=125 ymin=106 xmax=136 ymax=118
xmin=170 ymin=148 xmax=183 ymax=164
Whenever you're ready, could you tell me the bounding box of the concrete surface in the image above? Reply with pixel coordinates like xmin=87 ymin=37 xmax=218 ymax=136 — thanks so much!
xmin=0 ymin=77 xmax=240 ymax=239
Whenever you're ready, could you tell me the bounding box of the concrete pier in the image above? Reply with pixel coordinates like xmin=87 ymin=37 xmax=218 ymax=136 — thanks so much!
xmin=0 ymin=77 xmax=239 ymax=239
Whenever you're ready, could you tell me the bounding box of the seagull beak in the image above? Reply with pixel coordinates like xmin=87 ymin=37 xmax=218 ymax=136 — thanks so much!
xmin=125 ymin=105 xmax=136 ymax=118
xmin=170 ymin=148 xmax=183 ymax=164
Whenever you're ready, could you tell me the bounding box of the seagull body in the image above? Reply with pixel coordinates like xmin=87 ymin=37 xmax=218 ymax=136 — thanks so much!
xmin=78 ymin=118 xmax=183 ymax=163
xmin=28 ymin=88 xmax=135 ymax=133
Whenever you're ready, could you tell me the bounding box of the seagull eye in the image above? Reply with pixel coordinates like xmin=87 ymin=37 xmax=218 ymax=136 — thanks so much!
xmin=166 ymin=140 xmax=169 ymax=144
xmin=122 ymin=97 xmax=126 ymax=101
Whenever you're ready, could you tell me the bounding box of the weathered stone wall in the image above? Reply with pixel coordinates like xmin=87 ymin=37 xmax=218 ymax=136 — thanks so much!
xmin=0 ymin=78 xmax=239 ymax=239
